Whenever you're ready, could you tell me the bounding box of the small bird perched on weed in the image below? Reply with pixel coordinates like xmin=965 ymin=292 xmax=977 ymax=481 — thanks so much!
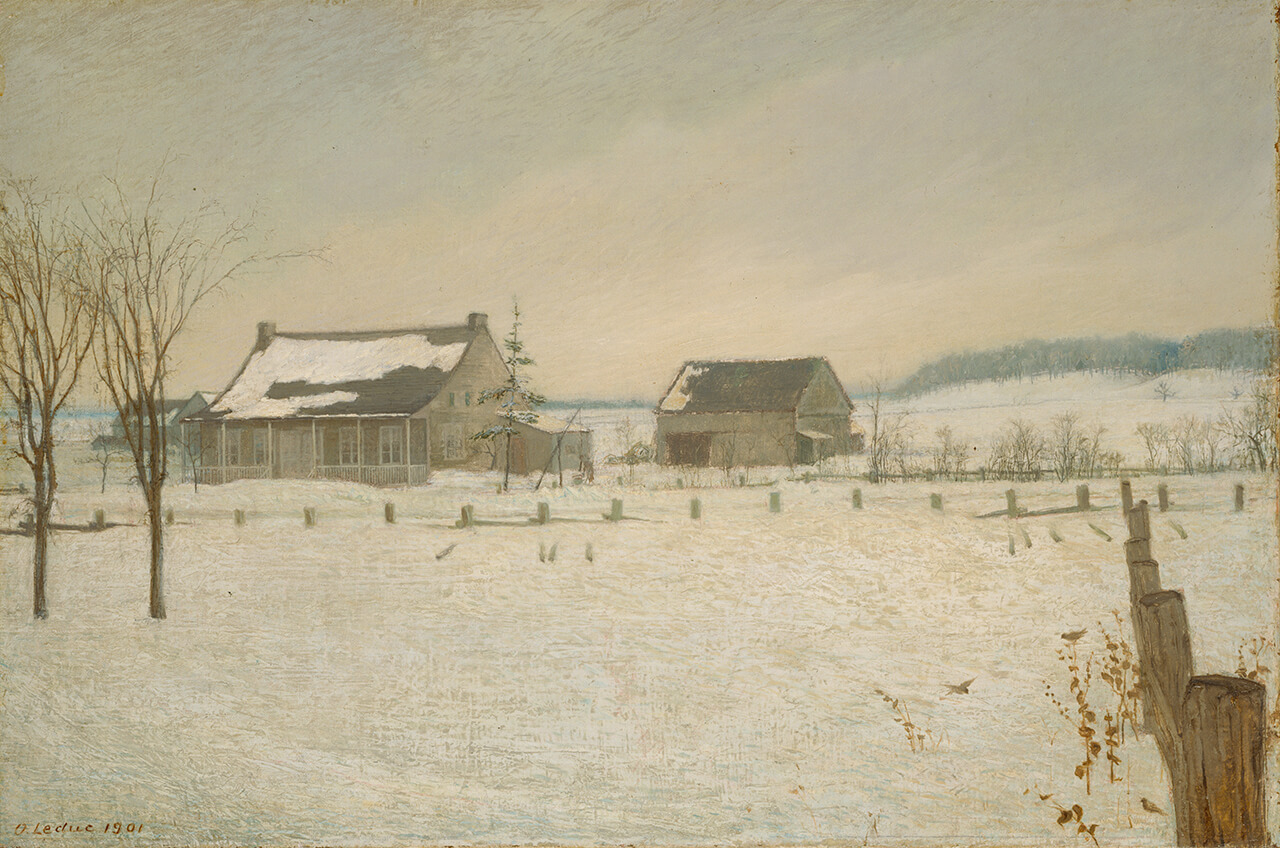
xmin=1140 ymin=798 xmax=1166 ymax=815
xmin=1061 ymin=629 xmax=1088 ymax=643
xmin=943 ymin=677 xmax=976 ymax=695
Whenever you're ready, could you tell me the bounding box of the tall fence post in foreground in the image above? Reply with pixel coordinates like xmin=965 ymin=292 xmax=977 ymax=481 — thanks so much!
xmin=1120 ymin=478 xmax=1133 ymax=518
xmin=1157 ymin=484 xmax=1169 ymax=513
xmin=1124 ymin=500 xmax=1267 ymax=845
xmin=1234 ymin=483 xmax=1245 ymax=512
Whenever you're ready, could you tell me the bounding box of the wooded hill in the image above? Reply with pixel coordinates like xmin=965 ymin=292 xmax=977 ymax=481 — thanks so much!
xmin=896 ymin=327 xmax=1277 ymax=397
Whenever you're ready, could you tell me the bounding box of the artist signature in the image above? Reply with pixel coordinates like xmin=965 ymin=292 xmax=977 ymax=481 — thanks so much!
xmin=13 ymin=822 xmax=144 ymax=836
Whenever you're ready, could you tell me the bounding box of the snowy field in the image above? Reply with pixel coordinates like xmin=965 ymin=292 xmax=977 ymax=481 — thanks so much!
xmin=0 ymin=381 xmax=1276 ymax=847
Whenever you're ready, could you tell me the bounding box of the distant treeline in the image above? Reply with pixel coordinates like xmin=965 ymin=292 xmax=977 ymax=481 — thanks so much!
xmin=896 ymin=327 xmax=1277 ymax=396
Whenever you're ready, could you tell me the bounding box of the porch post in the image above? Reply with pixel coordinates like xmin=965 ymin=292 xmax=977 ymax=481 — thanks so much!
xmin=220 ymin=421 xmax=227 ymax=485
xmin=267 ymin=420 xmax=274 ymax=478
xmin=405 ymin=417 xmax=411 ymax=484
xmin=311 ymin=418 xmax=318 ymax=475
xmin=356 ymin=415 xmax=363 ymax=484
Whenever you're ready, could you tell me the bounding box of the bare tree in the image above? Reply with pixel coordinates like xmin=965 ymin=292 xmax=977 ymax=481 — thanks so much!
xmin=864 ymin=377 xmax=911 ymax=483
xmin=1170 ymin=415 xmax=1200 ymax=475
xmin=1135 ymin=422 xmax=1172 ymax=473
xmin=1219 ymin=378 xmax=1277 ymax=471
xmin=1153 ymin=379 xmax=1177 ymax=403
xmin=988 ymin=418 xmax=1045 ymax=480
xmin=1048 ymin=412 xmax=1085 ymax=482
xmin=85 ymin=179 xmax=271 ymax=619
xmin=0 ymin=180 xmax=98 ymax=619
xmin=83 ymin=417 xmax=127 ymax=494
xmin=930 ymin=425 xmax=968 ymax=479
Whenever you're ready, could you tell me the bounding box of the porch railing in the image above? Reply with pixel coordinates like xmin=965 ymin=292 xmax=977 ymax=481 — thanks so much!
xmin=194 ymin=464 xmax=430 ymax=487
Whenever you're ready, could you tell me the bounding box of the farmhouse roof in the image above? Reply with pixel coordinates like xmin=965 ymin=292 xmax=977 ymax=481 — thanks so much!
xmin=187 ymin=319 xmax=491 ymax=421
xmin=516 ymin=412 xmax=591 ymax=434
xmin=657 ymin=357 xmax=848 ymax=414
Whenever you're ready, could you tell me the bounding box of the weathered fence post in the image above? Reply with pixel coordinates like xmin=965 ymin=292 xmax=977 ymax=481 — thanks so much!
xmin=1120 ymin=478 xmax=1133 ymax=517
xmin=303 ymin=507 xmax=316 ymax=528
xmin=1183 ymin=675 xmax=1268 ymax=845
xmin=233 ymin=509 xmax=246 ymax=526
xmin=1076 ymin=484 xmax=1090 ymax=512
xmin=1005 ymin=488 xmax=1018 ymax=517
xmin=1124 ymin=498 xmax=1269 ymax=845
xmin=851 ymin=488 xmax=862 ymax=509
xmin=930 ymin=493 xmax=942 ymax=512
xmin=769 ymin=491 xmax=781 ymax=513
xmin=384 ymin=502 xmax=396 ymax=524
xmin=536 ymin=502 xmax=550 ymax=525
xmin=690 ymin=497 xmax=701 ymax=520
xmin=1234 ymin=483 xmax=1245 ymax=512
xmin=675 ymin=478 xmax=684 ymax=489
xmin=1157 ymin=484 xmax=1169 ymax=513
xmin=92 ymin=509 xmax=105 ymax=531
xmin=608 ymin=499 xmax=623 ymax=521
xmin=164 ymin=508 xmax=175 ymax=526
xmin=457 ymin=504 xmax=474 ymax=528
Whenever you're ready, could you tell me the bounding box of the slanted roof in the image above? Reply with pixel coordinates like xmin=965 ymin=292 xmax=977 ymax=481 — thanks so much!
xmin=658 ymin=357 xmax=839 ymax=414
xmin=187 ymin=326 xmax=483 ymax=421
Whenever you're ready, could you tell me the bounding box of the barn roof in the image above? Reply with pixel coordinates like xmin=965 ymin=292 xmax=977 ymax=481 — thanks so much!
xmin=187 ymin=325 xmax=485 ymax=421
xmin=657 ymin=357 xmax=846 ymax=414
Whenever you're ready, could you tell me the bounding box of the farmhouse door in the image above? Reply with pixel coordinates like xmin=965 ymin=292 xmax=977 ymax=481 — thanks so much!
xmin=508 ymin=435 xmax=528 ymax=475
xmin=667 ymin=433 xmax=712 ymax=466
xmin=278 ymin=430 xmax=307 ymax=476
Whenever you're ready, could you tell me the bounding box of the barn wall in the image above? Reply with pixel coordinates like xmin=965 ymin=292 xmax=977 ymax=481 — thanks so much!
xmin=655 ymin=411 xmax=796 ymax=467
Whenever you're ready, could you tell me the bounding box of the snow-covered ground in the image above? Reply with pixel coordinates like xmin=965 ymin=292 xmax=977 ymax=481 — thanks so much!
xmin=0 ymin=375 xmax=1275 ymax=847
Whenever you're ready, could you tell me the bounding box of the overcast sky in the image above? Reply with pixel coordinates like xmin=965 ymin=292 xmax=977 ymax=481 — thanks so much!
xmin=1 ymin=1 xmax=1275 ymax=400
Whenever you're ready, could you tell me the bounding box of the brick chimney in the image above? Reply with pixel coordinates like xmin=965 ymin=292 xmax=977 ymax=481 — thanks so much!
xmin=467 ymin=312 xmax=488 ymax=332
xmin=256 ymin=321 xmax=277 ymax=351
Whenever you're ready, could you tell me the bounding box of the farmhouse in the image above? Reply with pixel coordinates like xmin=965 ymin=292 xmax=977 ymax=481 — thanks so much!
xmin=184 ymin=314 xmax=521 ymax=485
xmin=655 ymin=357 xmax=858 ymax=467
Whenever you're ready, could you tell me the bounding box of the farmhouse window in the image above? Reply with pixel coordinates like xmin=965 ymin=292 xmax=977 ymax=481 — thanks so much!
xmin=443 ymin=423 xmax=464 ymax=461
xmin=225 ymin=430 xmax=242 ymax=466
xmin=252 ymin=430 xmax=268 ymax=466
xmin=464 ymin=392 xmax=471 ymax=406
xmin=339 ymin=427 xmax=359 ymax=466
xmin=379 ymin=426 xmax=404 ymax=465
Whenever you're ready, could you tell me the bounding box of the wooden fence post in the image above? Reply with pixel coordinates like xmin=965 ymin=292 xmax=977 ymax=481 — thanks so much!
xmin=608 ymin=499 xmax=623 ymax=521
xmin=1005 ymin=488 xmax=1018 ymax=517
xmin=536 ymin=502 xmax=550 ymax=525
xmin=852 ymin=488 xmax=862 ymax=509
xmin=303 ymin=507 xmax=316 ymax=528
xmin=1124 ymin=499 xmax=1269 ymax=845
xmin=234 ymin=509 xmax=245 ymax=526
xmin=1120 ymin=478 xmax=1133 ymax=517
xmin=385 ymin=502 xmax=396 ymax=524
xmin=769 ymin=491 xmax=781 ymax=513
xmin=1157 ymin=484 xmax=1169 ymax=513
xmin=92 ymin=509 xmax=105 ymax=531
xmin=1076 ymin=484 xmax=1090 ymax=512
xmin=1183 ymin=675 xmax=1268 ymax=846
xmin=457 ymin=504 xmax=474 ymax=528
xmin=164 ymin=508 xmax=175 ymax=526
xmin=930 ymin=493 xmax=942 ymax=512
xmin=1234 ymin=483 xmax=1245 ymax=512
xmin=690 ymin=497 xmax=701 ymax=520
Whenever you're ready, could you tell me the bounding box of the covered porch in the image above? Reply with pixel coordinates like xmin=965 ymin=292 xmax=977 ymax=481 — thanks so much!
xmin=187 ymin=415 xmax=431 ymax=487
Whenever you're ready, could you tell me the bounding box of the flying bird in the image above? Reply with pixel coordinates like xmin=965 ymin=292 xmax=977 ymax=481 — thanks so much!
xmin=435 ymin=543 xmax=458 ymax=561
xmin=1140 ymin=798 xmax=1166 ymax=816
xmin=943 ymin=677 xmax=976 ymax=695
xmin=1061 ymin=629 xmax=1088 ymax=643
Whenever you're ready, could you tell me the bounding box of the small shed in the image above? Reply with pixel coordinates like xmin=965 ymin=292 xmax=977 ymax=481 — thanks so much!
xmin=507 ymin=413 xmax=593 ymax=481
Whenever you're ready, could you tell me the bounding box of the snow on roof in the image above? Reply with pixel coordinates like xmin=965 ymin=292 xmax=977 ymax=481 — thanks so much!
xmin=658 ymin=365 xmax=707 ymax=411
xmin=200 ymin=333 xmax=471 ymax=420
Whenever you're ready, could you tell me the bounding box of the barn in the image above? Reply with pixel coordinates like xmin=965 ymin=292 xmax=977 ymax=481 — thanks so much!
xmin=183 ymin=313 xmax=523 ymax=485
xmin=654 ymin=357 xmax=857 ymax=467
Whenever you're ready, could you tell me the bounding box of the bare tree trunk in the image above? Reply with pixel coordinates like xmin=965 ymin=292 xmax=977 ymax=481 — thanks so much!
xmin=502 ymin=424 xmax=512 ymax=492
xmin=147 ymin=489 xmax=165 ymax=620
xmin=31 ymin=463 xmax=49 ymax=619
